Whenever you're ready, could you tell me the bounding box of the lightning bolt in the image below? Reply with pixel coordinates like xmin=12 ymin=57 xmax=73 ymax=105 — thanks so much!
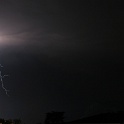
xmin=0 ymin=64 xmax=9 ymax=96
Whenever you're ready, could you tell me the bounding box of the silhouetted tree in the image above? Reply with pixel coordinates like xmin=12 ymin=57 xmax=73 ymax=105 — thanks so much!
xmin=0 ymin=119 xmax=22 ymax=124
xmin=36 ymin=122 xmax=42 ymax=124
xmin=45 ymin=111 xmax=64 ymax=124
xmin=13 ymin=119 xmax=21 ymax=124
xmin=0 ymin=119 xmax=5 ymax=124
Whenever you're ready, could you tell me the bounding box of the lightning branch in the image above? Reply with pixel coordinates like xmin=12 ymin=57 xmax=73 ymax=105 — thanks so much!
xmin=0 ymin=64 xmax=9 ymax=96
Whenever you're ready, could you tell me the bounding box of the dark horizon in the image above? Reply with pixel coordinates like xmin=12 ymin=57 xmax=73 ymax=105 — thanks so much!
xmin=0 ymin=0 xmax=123 ymax=124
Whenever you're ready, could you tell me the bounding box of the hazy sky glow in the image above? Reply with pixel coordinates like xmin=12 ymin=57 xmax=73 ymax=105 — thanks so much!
xmin=0 ymin=0 xmax=123 ymax=124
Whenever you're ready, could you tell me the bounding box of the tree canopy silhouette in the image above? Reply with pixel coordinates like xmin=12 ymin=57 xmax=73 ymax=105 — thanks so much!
xmin=45 ymin=111 xmax=65 ymax=124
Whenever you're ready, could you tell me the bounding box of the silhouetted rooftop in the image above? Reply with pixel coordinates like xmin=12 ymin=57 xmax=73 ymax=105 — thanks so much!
xmin=68 ymin=111 xmax=124 ymax=123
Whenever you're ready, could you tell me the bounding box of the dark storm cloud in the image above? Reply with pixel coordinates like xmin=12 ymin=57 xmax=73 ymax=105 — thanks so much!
xmin=0 ymin=0 xmax=123 ymax=57
xmin=0 ymin=0 xmax=84 ymax=56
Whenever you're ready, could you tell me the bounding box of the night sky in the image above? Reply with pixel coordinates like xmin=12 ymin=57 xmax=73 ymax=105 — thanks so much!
xmin=0 ymin=0 xmax=123 ymax=124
